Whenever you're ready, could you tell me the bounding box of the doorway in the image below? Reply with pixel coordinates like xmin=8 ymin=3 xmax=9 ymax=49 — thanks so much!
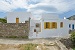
xmin=16 ymin=18 xmax=19 ymax=23
xmin=72 ymin=24 xmax=74 ymax=29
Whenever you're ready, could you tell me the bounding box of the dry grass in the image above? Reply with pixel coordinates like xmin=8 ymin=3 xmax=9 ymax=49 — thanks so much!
xmin=19 ymin=43 xmax=38 ymax=50
xmin=0 ymin=43 xmax=58 ymax=50
xmin=0 ymin=43 xmax=38 ymax=50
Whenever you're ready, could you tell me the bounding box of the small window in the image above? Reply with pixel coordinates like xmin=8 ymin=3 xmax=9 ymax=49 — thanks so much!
xmin=36 ymin=23 xmax=41 ymax=32
xmin=69 ymin=24 xmax=71 ymax=28
xmin=60 ymin=22 xmax=63 ymax=28
xmin=72 ymin=24 xmax=74 ymax=29
xmin=51 ymin=22 xmax=57 ymax=29
xmin=36 ymin=23 xmax=40 ymax=27
xmin=44 ymin=22 xmax=50 ymax=29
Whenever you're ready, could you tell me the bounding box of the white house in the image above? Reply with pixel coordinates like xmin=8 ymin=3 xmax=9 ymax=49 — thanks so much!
xmin=29 ymin=13 xmax=75 ymax=39
xmin=7 ymin=12 xmax=75 ymax=39
xmin=7 ymin=12 xmax=31 ymax=23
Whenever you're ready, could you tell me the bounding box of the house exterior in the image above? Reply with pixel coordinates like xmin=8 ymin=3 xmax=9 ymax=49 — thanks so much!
xmin=7 ymin=12 xmax=31 ymax=23
xmin=29 ymin=13 xmax=70 ymax=39
xmin=7 ymin=12 xmax=75 ymax=39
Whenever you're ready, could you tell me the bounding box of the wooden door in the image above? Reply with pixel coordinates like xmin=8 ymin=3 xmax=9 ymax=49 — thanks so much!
xmin=16 ymin=18 xmax=19 ymax=23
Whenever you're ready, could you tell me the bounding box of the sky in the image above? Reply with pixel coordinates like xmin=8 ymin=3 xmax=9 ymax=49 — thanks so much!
xmin=0 ymin=0 xmax=75 ymax=19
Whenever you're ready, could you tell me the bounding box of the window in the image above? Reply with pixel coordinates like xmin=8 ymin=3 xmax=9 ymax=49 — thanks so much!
xmin=51 ymin=22 xmax=57 ymax=29
xmin=44 ymin=22 xmax=57 ymax=29
xmin=60 ymin=22 xmax=63 ymax=28
xmin=36 ymin=23 xmax=40 ymax=27
xmin=69 ymin=24 xmax=71 ymax=28
xmin=36 ymin=23 xmax=41 ymax=32
xmin=72 ymin=24 xmax=74 ymax=29
xmin=44 ymin=22 xmax=50 ymax=29
xmin=34 ymin=29 xmax=36 ymax=32
xmin=16 ymin=18 xmax=19 ymax=23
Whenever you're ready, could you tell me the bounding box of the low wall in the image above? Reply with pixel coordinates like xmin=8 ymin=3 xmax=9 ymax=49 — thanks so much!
xmin=0 ymin=21 xmax=29 ymax=38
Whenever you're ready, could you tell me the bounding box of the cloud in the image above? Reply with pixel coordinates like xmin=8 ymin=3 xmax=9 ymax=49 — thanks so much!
xmin=27 ymin=4 xmax=57 ymax=15
xmin=0 ymin=0 xmax=28 ymax=12
xmin=27 ymin=0 xmax=75 ymax=14
xmin=0 ymin=0 xmax=75 ymax=14
xmin=27 ymin=0 xmax=42 ymax=4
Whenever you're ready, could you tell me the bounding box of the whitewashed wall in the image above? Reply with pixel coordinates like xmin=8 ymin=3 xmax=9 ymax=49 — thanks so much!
xmin=7 ymin=12 xmax=31 ymax=23
xmin=41 ymin=19 xmax=69 ymax=38
xmin=29 ymin=20 xmax=69 ymax=39
xmin=68 ymin=20 xmax=75 ymax=30
xmin=29 ymin=20 xmax=42 ymax=38
xmin=29 ymin=13 xmax=69 ymax=39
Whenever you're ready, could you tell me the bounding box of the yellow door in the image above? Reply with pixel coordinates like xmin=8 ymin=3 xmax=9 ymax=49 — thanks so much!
xmin=16 ymin=18 xmax=19 ymax=23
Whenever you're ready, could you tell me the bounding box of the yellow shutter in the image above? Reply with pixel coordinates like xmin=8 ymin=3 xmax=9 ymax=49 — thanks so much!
xmin=51 ymin=22 xmax=57 ymax=29
xmin=48 ymin=22 xmax=50 ymax=29
xmin=44 ymin=22 xmax=50 ymax=29
xmin=55 ymin=22 xmax=57 ymax=28
xmin=16 ymin=18 xmax=19 ymax=23
xmin=44 ymin=22 xmax=46 ymax=29
xmin=51 ymin=22 xmax=54 ymax=29
xmin=51 ymin=22 xmax=52 ymax=29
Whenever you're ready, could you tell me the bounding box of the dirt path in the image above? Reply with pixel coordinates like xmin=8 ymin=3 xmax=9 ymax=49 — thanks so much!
xmin=0 ymin=38 xmax=57 ymax=44
xmin=0 ymin=38 xmax=60 ymax=50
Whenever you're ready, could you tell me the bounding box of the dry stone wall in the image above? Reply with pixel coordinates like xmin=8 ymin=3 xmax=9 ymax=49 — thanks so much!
xmin=0 ymin=21 xmax=29 ymax=38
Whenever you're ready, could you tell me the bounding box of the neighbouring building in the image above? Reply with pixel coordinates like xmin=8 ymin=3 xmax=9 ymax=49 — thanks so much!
xmin=7 ymin=12 xmax=31 ymax=23
xmin=7 ymin=12 xmax=75 ymax=39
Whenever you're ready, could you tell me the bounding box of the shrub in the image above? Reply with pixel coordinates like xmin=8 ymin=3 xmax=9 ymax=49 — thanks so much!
xmin=73 ymin=48 xmax=75 ymax=50
xmin=5 ymin=36 xmax=28 ymax=39
xmin=70 ymin=32 xmax=75 ymax=46
xmin=0 ymin=18 xmax=7 ymax=23
xmin=6 ymin=36 xmax=18 ymax=38
xmin=21 ymin=36 xmax=28 ymax=39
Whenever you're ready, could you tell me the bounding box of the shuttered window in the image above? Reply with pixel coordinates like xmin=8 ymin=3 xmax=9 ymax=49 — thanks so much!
xmin=44 ymin=22 xmax=50 ymax=29
xmin=51 ymin=22 xmax=57 ymax=29
xmin=44 ymin=22 xmax=57 ymax=29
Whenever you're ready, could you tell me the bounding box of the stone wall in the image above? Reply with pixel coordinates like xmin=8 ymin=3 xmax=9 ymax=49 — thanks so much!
xmin=0 ymin=21 xmax=29 ymax=38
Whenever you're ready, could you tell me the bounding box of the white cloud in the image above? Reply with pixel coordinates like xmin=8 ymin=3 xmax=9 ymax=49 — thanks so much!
xmin=0 ymin=0 xmax=28 ymax=12
xmin=0 ymin=0 xmax=75 ymax=14
xmin=27 ymin=0 xmax=75 ymax=14
xmin=0 ymin=1 xmax=12 ymax=12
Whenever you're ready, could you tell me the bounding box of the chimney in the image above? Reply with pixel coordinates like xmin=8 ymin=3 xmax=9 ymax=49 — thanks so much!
xmin=64 ymin=16 xmax=66 ymax=19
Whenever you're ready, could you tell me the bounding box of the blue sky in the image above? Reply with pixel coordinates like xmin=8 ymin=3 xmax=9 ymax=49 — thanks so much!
xmin=0 ymin=0 xmax=75 ymax=18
